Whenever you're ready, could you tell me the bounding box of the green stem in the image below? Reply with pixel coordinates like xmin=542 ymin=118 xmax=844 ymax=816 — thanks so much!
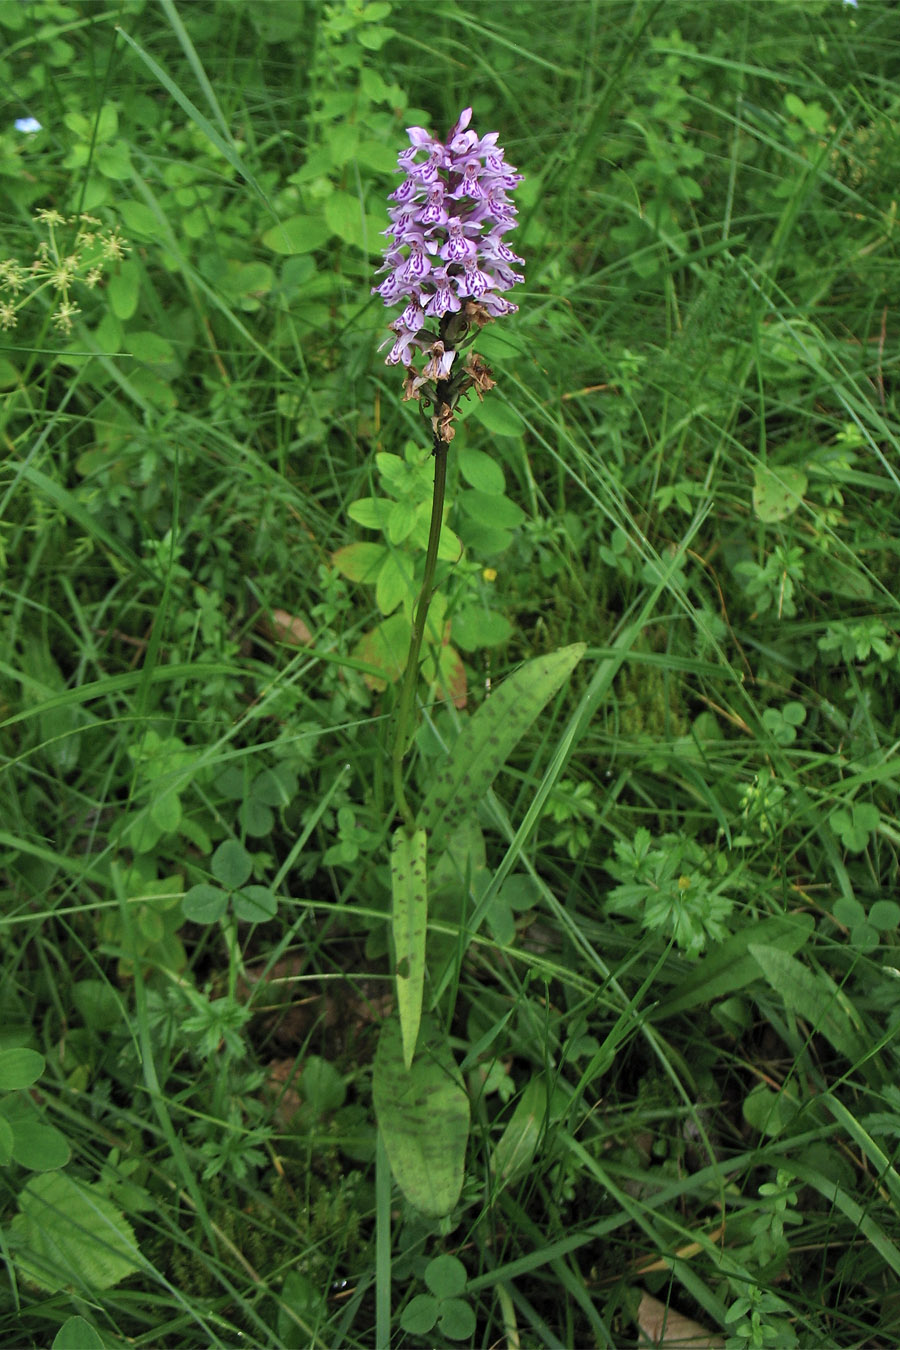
xmin=392 ymin=428 xmax=448 ymax=833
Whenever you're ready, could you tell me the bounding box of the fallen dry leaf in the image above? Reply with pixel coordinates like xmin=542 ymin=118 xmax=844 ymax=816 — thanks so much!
xmin=636 ymin=1292 xmax=725 ymax=1349
xmin=258 ymin=608 xmax=313 ymax=647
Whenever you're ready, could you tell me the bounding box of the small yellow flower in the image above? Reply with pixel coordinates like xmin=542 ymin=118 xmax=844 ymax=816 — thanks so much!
xmin=85 ymin=266 xmax=103 ymax=289
xmin=53 ymin=300 xmax=80 ymax=333
xmin=101 ymin=229 xmax=128 ymax=261
xmin=0 ymin=260 xmax=26 ymax=293
xmin=0 ymin=301 xmax=18 ymax=330
xmin=50 ymin=262 xmax=76 ymax=292
xmin=482 ymin=567 xmax=498 ymax=582
xmin=35 ymin=207 xmax=66 ymax=227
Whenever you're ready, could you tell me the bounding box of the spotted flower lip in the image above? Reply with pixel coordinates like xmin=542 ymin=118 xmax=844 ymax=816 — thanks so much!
xmin=373 ymin=105 xmax=523 ymax=381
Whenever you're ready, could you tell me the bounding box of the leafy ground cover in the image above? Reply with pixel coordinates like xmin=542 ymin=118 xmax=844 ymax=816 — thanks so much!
xmin=2 ymin=0 xmax=899 ymax=1346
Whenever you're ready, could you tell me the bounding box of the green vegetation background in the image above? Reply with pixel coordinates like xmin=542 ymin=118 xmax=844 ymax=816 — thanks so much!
xmin=1 ymin=0 xmax=899 ymax=1346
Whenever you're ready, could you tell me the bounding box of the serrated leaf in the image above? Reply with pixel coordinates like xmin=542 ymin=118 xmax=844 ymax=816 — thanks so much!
xmin=10 ymin=1172 xmax=140 ymax=1292
xmin=416 ymin=644 xmax=586 ymax=857
xmin=373 ymin=1014 xmax=469 ymax=1217
xmin=391 ymin=827 xmax=428 ymax=1068
xmin=752 ymin=464 xmax=807 ymax=522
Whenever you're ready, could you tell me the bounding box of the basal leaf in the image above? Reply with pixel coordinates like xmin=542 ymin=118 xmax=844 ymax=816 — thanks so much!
xmin=653 ymin=913 xmax=814 ymax=1018
xmin=749 ymin=945 xmax=869 ymax=1069
xmin=491 ymin=1077 xmax=547 ymax=1189
xmin=373 ymin=1013 xmax=469 ymax=1217
xmin=52 ymin=1316 xmax=104 ymax=1350
xmin=416 ymin=644 xmax=586 ymax=857
xmin=391 ymin=827 xmax=428 ymax=1068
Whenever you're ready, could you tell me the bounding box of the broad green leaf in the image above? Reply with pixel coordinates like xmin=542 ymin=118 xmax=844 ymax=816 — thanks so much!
xmin=469 ymin=400 xmax=523 ymax=438
xmin=232 ymin=885 xmax=277 ymax=923
xmin=0 ymin=1115 xmax=14 ymax=1165
xmin=261 ymin=214 xmax=331 ymax=255
xmin=128 ymin=331 xmax=175 ymax=365
xmin=376 ymin=551 xmax=415 ymax=616
xmin=0 ymin=1048 xmax=44 ymax=1091
xmin=752 ymin=464 xmax=807 ymax=522
xmin=182 ymin=883 xmax=228 ymax=924
xmin=417 ymin=644 xmax=586 ymax=857
xmin=108 ymin=259 xmax=140 ymax=319
xmin=332 ymin=541 xmax=386 ymax=584
xmin=451 ymin=605 xmax=513 ymax=651
xmin=0 ymin=1098 xmax=72 ymax=1170
xmin=52 ymin=1316 xmax=104 ymax=1350
xmin=460 ymin=490 xmax=525 ymax=530
xmin=211 ymin=839 xmax=252 ymax=889
xmin=373 ymin=1014 xmax=469 ymax=1217
xmin=347 ymin=496 xmax=393 ymax=530
xmin=388 ymin=498 xmax=417 ymax=545
xmin=324 ymin=190 xmax=365 ymax=248
xmin=391 ymin=827 xmax=428 ymax=1068
xmin=439 ymin=1301 xmax=477 ymax=1340
xmin=401 ymin=1295 xmax=439 ymax=1335
xmin=425 ymin=1253 xmax=468 ymax=1299
xmin=654 ymin=913 xmax=814 ymax=1018
xmin=743 ymin=1083 xmax=800 ymax=1138
xmin=491 ymin=1078 xmax=547 ymax=1188
xmin=10 ymin=1172 xmax=140 ymax=1292
xmin=354 ymin=613 xmax=411 ymax=689
xmin=457 ymin=445 xmax=505 ymax=494
xmin=150 ymin=789 xmax=181 ymax=833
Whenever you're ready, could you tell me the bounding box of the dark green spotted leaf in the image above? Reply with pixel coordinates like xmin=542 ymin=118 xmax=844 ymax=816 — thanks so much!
xmin=373 ymin=1014 xmax=469 ymax=1217
xmin=391 ymin=827 xmax=428 ymax=1068
xmin=417 ymin=644 xmax=586 ymax=857
xmin=752 ymin=464 xmax=807 ymax=522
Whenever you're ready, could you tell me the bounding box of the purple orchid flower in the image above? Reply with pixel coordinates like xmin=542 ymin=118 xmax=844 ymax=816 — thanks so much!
xmin=373 ymin=105 xmax=523 ymax=439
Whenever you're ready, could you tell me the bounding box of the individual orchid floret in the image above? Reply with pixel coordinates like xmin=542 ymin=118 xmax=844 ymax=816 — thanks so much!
xmin=373 ymin=105 xmax=523 ymax=441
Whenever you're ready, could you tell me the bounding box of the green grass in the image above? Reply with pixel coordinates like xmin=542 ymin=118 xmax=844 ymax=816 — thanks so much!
xmin=2 ymin=0 xmax=899 ymax=1346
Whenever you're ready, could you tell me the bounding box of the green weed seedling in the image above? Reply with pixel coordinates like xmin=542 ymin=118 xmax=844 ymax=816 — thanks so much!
xmin=399 ymin=1254 xmax=476 ymax=1343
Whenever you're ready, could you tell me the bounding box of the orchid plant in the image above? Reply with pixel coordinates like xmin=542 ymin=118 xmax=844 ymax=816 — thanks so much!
xmin=372 ymin=105 xmax=525 ymax=831
xmin=369 ymin=112 xmax=584 ymax=1222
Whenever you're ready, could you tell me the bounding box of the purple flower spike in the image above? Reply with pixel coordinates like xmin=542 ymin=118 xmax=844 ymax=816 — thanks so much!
xmin=373 ymin=105 xmax=523 ymax=440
